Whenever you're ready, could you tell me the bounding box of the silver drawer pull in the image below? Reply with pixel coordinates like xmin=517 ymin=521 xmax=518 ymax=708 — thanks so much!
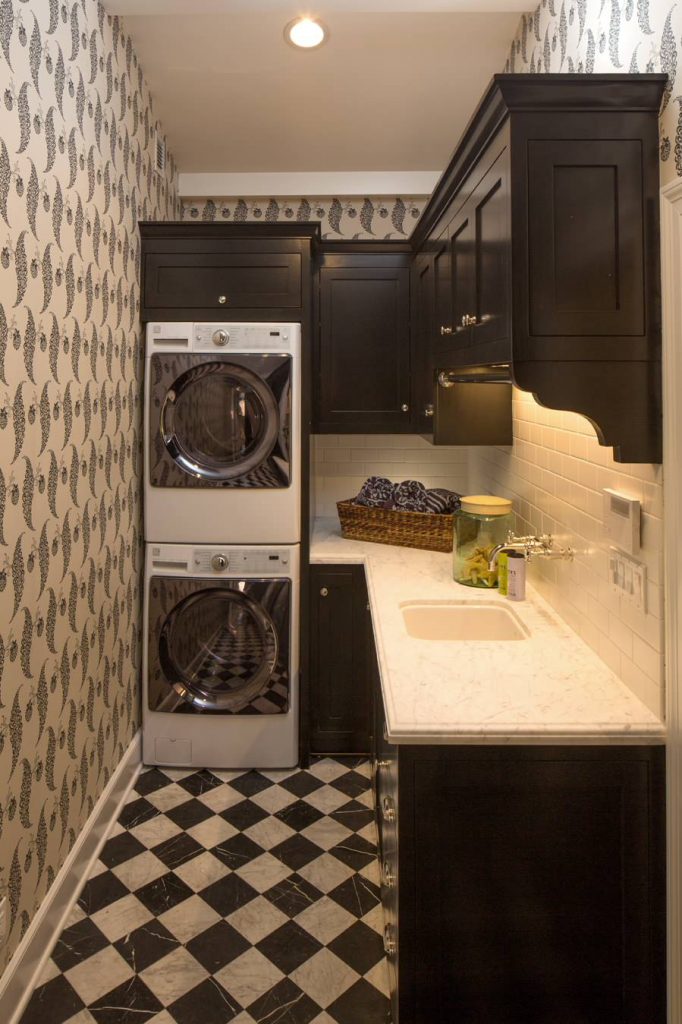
xmin=382 ymin=860 xmax=396 ymax=889
xmin=383 ymin=924 xmax=397 ymax=956
xmin=440 ymin=325 xmax=453 ymax=335
xmin=376 ymin=759 xmax=391 ymax=769
xmin=382 ymin=796 xmax=396 ymax=824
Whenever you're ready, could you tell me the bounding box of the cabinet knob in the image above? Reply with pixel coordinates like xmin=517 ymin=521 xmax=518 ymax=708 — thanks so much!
xmin=382 ymin=796 xmax=396 ymax=823
xmin=401 ymin=403 xmax=409 ymax=413
xmin=461 ymin=314 xmax=468 ymax=327
xmin=424 ymin=403 xmax=434 ymax=418
xmin=218 ymin=295 xmax=227 ymax=304
xmin=383 ymin=924 xmax=397 ymax=957
xmin=468 ymin=313 xmax=477 ymax=325
xmin=440 ymin=325 xmax=453 ymax=336
xmin=320 ymin=587 xmax=329 ymax=597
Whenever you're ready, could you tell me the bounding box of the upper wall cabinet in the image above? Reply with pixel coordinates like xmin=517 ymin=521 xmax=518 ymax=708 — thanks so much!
xmin=140 ymin=222 xmax=318 ymax=322
xmin=315 ymin=244 xmax=412 ymax=433
xmin=412 ymin=74 xmax=667 ymax=464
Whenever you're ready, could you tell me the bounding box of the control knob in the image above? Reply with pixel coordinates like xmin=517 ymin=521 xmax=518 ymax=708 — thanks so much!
xmin=211 ymin=554 xmax=228 ymax=572
xmin=212 ymin=329 xmax=229 ymax=347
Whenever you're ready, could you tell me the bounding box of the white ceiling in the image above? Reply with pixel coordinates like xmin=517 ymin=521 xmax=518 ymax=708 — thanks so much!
xmin=106 ymin=1 xmax=525 ymax=176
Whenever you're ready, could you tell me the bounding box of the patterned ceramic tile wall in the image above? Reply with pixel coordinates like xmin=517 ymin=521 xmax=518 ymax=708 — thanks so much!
xmin=181 ymin=197 xmax=427 ymax=240
xmin=504 ymin=0 xmax=682 ymax=185
xmin=469 ymin=391 xmax=664 ymax=717
xmin=312 ymin=435 xmax=468 ymax=518
xmin=0 ymin=0 xmax=178 ymax=973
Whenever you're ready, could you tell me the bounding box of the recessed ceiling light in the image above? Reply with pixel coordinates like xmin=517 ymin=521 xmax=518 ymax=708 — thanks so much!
xmin=285 ymin=16 xmax=327 ymax=50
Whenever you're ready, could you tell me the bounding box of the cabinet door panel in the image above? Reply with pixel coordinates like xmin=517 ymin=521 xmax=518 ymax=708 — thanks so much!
xmin=409 ymin=754 xmax=664 ymax=1024
xmin=527 ymin=139 xmax=644 ymax=338
xmin=471 ymin=147 xmax=511 ymax=355
xmin=144 ymin=252 xmax=302 ymax=309
xmin=318 ymin=267 xmax=410 ymax=432
xmin=411 ymin=253 xmax=435 ymax=432
xmin=433 ymin=227 xmax=454 ymax=343
xmin=309 ymin=566 xmax=371 ymax=754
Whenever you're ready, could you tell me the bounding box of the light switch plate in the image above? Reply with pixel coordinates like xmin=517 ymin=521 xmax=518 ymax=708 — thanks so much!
xmin=609 ymin=548 xmax=647 ymax=611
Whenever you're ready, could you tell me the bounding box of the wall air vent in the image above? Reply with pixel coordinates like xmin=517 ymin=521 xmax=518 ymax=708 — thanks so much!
xmin=154 ymin=132 xmax=166 ymax=177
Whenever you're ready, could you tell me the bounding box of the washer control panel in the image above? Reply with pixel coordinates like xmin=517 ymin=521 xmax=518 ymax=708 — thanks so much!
xmin=193 ymin=548 xmax=291 ymax=574
xmin=193 ymin=324 xmax=293 ymax=352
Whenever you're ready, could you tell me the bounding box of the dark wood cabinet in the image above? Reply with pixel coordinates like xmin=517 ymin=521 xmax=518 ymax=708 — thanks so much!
xmin=308 ymin=564 xmax=372 ymax=754
xmin=373 ymin=682 xmax=666 ymax=1024
xmin=140 ymin=222 xmax=318 ymax=322
xmin=412 ymin=74 xmax=666 ymax=462
xmin=433 ymin=131 xmax=511 ymax=370
xmin=315 ymin=244 xmax=412 ymax=433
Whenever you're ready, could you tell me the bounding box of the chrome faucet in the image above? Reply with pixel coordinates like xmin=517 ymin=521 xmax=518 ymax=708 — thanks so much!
xmin=488 ymin=532 xmax=573 ymax=571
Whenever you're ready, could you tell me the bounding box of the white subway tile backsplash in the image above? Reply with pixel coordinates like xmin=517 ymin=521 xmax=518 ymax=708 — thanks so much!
xmin=312 ymin=434 xmax=469 ymax=519
xmin=469 ymin=388 xmax=664 ymax=716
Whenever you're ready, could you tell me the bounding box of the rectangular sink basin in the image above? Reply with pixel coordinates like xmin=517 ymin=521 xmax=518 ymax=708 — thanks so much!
xmin=401 ymin=601 xmax=528 ymax=641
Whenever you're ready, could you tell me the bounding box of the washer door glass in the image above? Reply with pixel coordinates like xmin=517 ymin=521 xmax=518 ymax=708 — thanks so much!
xmin=161 ymin=361 xmax=280 ymax=481
xmin=159 ymin=588 xmax=278 ymax=711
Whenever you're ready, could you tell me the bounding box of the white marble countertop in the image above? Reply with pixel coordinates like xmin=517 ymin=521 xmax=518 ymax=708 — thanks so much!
xmin=311 ymin=519 xmax=665 ymax=745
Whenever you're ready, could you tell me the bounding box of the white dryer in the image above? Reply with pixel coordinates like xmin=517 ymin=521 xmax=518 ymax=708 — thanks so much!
xmin=143 ymin=542 xmax=299 ymax=769
xmin=144 ymin=322 xmax=301 ymax=544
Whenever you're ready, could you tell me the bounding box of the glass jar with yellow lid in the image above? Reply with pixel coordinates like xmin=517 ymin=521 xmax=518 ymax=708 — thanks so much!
xmin=453 ymin=495 xmax=514 ymax=588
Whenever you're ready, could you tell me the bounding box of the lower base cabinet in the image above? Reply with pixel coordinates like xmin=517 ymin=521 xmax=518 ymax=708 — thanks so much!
xmin=309 ymin=564 xmax=373 ymax=754
xmin=373 ymin=684 xmax=666 ymax=1024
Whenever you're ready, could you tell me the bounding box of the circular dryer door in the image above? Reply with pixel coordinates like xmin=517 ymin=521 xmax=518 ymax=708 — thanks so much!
xmin=159 ymin=587 xmax=279 ymax=711
xmin=161 ymin=361 xmax=280 ymax=481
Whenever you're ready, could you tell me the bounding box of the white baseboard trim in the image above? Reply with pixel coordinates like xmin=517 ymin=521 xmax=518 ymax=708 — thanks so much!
xmin=0 ymin=732 xmax=142 ymax=1024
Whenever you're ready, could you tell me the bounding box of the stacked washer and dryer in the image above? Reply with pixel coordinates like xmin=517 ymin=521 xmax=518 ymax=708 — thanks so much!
xmin=142 ymin=321 xmax=302 ymax=769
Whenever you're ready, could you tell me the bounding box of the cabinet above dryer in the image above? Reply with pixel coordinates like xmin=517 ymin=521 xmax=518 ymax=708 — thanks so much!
xmin=412 ymin=74 xmax=667 ymax=464
xmin=140 ymin=222 xmax=319 ymax=322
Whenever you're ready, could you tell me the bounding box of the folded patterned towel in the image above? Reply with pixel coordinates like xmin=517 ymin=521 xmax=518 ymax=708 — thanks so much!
xmin=354 ymin=476 xmax=395 ymax=508
xmin=425 ymin=488 xmax=461 ymax=514
xmin=393 ymin=479 xmax=429 ymax=512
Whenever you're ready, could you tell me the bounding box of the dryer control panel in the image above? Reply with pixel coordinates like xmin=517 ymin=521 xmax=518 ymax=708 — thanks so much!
xmin=192 ymin=548 xmax=291 ymax=574
xmin=193 ymin=324 xmax=295 ymax=352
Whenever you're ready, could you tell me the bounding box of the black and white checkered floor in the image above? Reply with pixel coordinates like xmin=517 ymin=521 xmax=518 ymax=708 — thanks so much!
xmin=20 ymin=758 xmax=391 ymax=1024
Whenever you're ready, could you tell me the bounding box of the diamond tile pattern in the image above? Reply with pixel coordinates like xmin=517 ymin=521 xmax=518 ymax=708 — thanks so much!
xmin=20 ymin=758 xmax=390 ymax=1024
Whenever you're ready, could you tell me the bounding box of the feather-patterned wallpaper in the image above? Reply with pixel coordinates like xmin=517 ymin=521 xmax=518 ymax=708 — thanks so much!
xmin=181 ymin=196 xmax=427 ymax=240
xmin=505 ymin=0 xmax=682 ymax=185
xmin=0 ymin=0 xmax=178 ymax=972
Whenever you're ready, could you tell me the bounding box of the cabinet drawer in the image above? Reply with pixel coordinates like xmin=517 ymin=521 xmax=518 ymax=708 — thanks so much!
xmin=144 ymin=252 xmax=302 ymax=310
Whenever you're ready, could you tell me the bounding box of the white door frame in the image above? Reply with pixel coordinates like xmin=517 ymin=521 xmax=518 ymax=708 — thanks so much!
xmin=661 ymin=177 xmax=682 ymax=1023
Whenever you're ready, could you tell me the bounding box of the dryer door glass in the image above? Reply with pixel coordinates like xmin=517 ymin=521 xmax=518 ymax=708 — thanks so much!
xmin=162 ymin=362 xmax=280 ymax=481
xmin=156 ymin=583 xmax=289 ymax=712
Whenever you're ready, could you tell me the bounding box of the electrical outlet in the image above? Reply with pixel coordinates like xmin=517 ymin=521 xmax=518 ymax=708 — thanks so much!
xmin=609 ymin=548 xmax=647 ymax=611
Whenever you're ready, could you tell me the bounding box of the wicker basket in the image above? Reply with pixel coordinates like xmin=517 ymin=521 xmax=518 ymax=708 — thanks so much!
xmin=336 ymin=499 xmax=454 ymax=553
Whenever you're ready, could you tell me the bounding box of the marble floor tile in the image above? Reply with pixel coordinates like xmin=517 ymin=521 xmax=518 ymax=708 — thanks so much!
xmin=140 ymin=947 xmax=209 ymax=1006
xmin=18 ymin=760 xmax=390 ymax=1024
xmin=213 ymin=946 xmax=284 ymax=1007
xmin=65 ymin=945 xmax=133 ymax=1004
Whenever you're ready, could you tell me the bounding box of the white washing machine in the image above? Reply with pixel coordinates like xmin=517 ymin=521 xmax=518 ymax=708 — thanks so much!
xmin=143 ymin=542 xmax=299 ymax=769
xmin=144 ymin=322 xmax=301 ymax=544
